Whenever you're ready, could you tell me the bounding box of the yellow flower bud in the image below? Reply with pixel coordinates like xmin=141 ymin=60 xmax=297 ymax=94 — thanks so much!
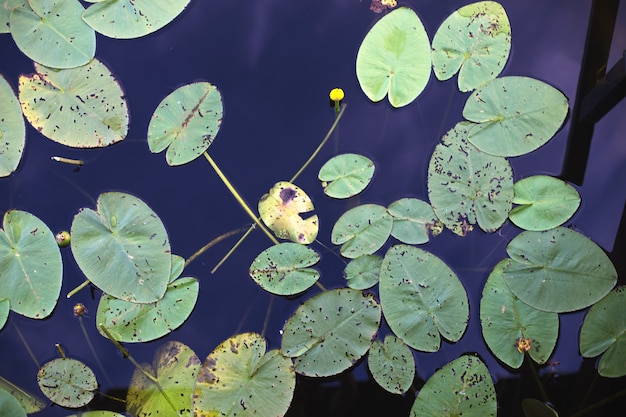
xmin=329 ymin=88 xmax=345 ymax=102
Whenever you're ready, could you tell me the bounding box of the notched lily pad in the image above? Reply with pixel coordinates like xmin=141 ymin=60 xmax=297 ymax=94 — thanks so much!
xmin=368 ymin=335 xmax=415 ymax=394
xmin=344 ymin=254 xmax=382 ymax=290
xmin=0 ymin=74 xmax=25 ymax=177
xmin=258 ymin=181 xmax=319 ymax=244
xmin=318 ymin=153 xmax=375 ymax=198
xmin=331 ymin=204 xmax=393 ymax=258
xmin=388 ymin=198 xmax=443 ymax=244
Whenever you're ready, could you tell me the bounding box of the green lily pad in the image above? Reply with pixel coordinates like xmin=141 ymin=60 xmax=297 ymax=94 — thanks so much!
xmin=0 ymin=376 xmax=45 ymax=413
xmin=148 ymin=82 xmax=223 ymax=166
xmin=502 ymin=227 xmax=617 ymax=312
xmin=509 ymin=175 xmax=581 ymax=231
xmin=368 ymin=335 xmax=415 ymax=394
xmin=18 ymin=59 xmax=128 ymax=148
xmin=480 ymin=259 xmax=558 ymax=368
xmin=432 ymin=1 xmax=511 ymax=92
xmin=67 ymin=412 xmax=126 ymax=417
xmin=0 ymin=387 xmax=26 ymax=417
xmin=427 ymin=122 xmax=513 ymax=236
xmin=356 ymin=7 xmax=431 ymax=107
xmin=0 ymin=210 xmax=62 ymax=319
xmin=37 ymin=358 xmax=97 ymax=408
xmin=258 ymin=181 xmax=319 ymax=244
xmin=344 ymin=254 xmax=382 ymax=290
xmin=580 ymin=287 xmax=626 ymax=377
xmin=318 ymin=153 xmax=375 ymax=198
xmin=0 ymin=74 xmax=25 ymax=177
xmin=194 ymin=333 xmax=295 ymax=417
xmin=249 ymin=242 xmax=320 ymax=296
xmin=169 ymin=254 xmax=185 ymax=283
xmin=281 ymin=288 xmax=381 ymax=377
xmin=83 ymin=0 xmax=191 ymax=39
xmin=522 ymin=399 xmax=559 ymax=417
xmin=10 ymin=0 xmax=95 ymax=68
xmin=71 ymin=192 xmax=172 ymax=303
xmin=380 ymin=244 xmax=469 ymax=352
xmin=1 ymin=1 xmax=28 ymax=33
xmin=127 ymin=341 xmax=201 ymax=416
xmin=410 ymin=355 xmax=496 ymax=417
xmin=0 ymin=298 xmax=8 ymax=330
xmin=463 ymin=76 xmax=569 ymax=157
xmin=331 ymin=204 xmax=393 ymax=258
xmin=97 ymin=277 xmax=198 ymax=343
xmin=387 ymin=198 xmax=443 ymax=244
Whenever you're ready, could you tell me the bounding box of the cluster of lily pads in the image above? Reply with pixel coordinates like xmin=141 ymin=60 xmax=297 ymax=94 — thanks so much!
xmin=0 ymin=1 xmax=624 ymax=417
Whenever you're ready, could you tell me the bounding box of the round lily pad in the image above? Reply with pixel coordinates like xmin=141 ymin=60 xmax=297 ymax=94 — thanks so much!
xmin=71 ymin=192 xmax=172 ymax=303
xmin=331 ymin=204 xmax=393 ymax=258
xmin=37 ymin=358 xmax=97 ymax=408
xmin=0 ymin=74 xmax=25 ymax=177
xmin=356 ymin=7 xmax=431 ymax=107
xmin=148 ymin=82 xmax=223 ymax=166
xmin=344 ymin=254 xmax=382 ymax=290
xmin=368 ymin=335 xmax=415 ymax=394
xmin=387 ymin=198 xmax=443 ymax=244
xmin=18 ymin=59 xmax=128 ymax=148
xmin=194 ymin=333 xmax=295 ymax=417
xmin=318 ymin=153 xmax=375 ymax=198
xmin=281 ymin=288 xmax=381 ymax=377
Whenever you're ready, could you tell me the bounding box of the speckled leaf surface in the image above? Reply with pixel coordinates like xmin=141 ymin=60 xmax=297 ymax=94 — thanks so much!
xmin=148 ymin=82 xmax=223 ymax=166
xmin=388 ymin=198 xmax=443 ymax=244
xmin=464 ymin=76 xmax=568 ymax=156
xmin=249 ymin=242 xmax=320 ymax=296
xmin=37 ymin=358 xmax=97 ymax=408
xmin=580 ymin=287 xmax=626 ymax=377
xmin=97 ymin=277 xmax=198 ymax=343
xmin=0 ymin=210 xmax=62 ymax=319
xmin=368 ymin=335 xmax=415 ymax=394
xmin=18 ymin=59 xmax=128 ymax=148
xmin=194 ymin=333 xmax=294 ymax=417
xmin=331 ymin=203 xmax=393 ymax=258
xmin=258 ymin=181 xmax=319 ymax=244
xmin=0 ymin=376 xmax=45 ymax=413
xmin=502 ymin=227 xmax=617 ymax=312
xmin=344 ymin=254 xmax=382 ymax=290
xmin=281 ymin=288 xmax=381 ymax=377
xmin=480 ymin=259 xmax=558 ymax=368
xmin=0 ymin=387 xmax=26 ymax=417
xmin=0 ymin=74 xmax=25 ymax=177
xmin=318 ymin=153 xmax=375 ymax=198
xmin=10 ymin=0 xmax=95 ymax=68
xmin=428 ymin=122 xmax=513 ymax=236
xmin=127 ymin=341 xmax=201 ymax=417
xmin=432 ymin=1 xmax=511 ymax=91
xmin=410 ymin=355 xmax=496 ymax=417
xmin=83 ymin=0 xmax=190 ymax=39
xmin=1 ymin=1 xmax=28 ymax=33
xmin=71 ymin=192 xmax=171 ymax=303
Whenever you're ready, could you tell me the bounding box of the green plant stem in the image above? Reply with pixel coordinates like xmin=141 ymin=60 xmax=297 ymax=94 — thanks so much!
xmin=67 ymin=279 xmax=91 ymax=298
xmin=290 ymin=103 xmax=346 ymax=183
xmin=203 ymin=152 xmax=278 ymax=245
xmin=79 ymin=316 xmax=112 ymax=385
xmin=525 ymin=353 xmax=548 ymax=402
xmin=569 ymin=387 xmax=626 ymax=417
xmin=211 ymin=225 xmax=256 ymax=273
xmin=11 ymin=321 xmax=39 ymax=368
xmin=185 ymin=225 xmax=251 ymax=268
xmin=99 ymin=324 xmax=178 ymax=414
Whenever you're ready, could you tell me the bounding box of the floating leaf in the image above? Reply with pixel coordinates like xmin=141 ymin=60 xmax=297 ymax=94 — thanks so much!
xmin=71 ymin=192 xmax=171 ymax=303
xmin=127 ymin=341 xmax=201 ymax=417
xmin=37 ymin=358 xmax=97 ymax=408
xmin=0 ymin=376 xmax=45 ymax=413
xmin=0 ymin=298 xmax=8 ymax=330
xmin=388 ymin=198 xmax=443 ymax=244
xmin=356 ymin=7 xmax=431 ymax=107
xmin=522 ymin=399 xmax=559 ymax=417
xmin=480 ymin=259 xmax=558 ymax=368
xmin=410 ymin=355 xmax=496 ymax=417
xmin=281 ymin=288 xmax=381 ymax=377
xmin=10 ymin=0 xmax=95 ymax=68
xmin=463 ymin=76 xmax=569 ymax=156
xmin=509 ymin=175 xmax=581 ymax=231
xmin=258 ymin=181 xmax=319 ymax=244
xmin=432 ymin=1 xmax=511 ymax=92
xmin=344 ymin=254 xmax=382 ymax=290
xmin=580 ymin=287 xmax=626 ymax=377
xmin=318 ymin=153 xmax=375 ymax=198
xmin=148 ymin=82 xmax=223 ymax=166
xmin=18 ymin=59 xmax=128 ymax=148
xmin=502 ymin=227 xmax=617 ymax=312
xmin=169 ymin=254 xmax=185 ymax=283
xmin=0 ymin=74 xmax=25 ymax=177
xmin=97 ymin=277 xmax=198 ymax=343
xmin=249 ymin=242 xmax=320 ymax=296
xmin=331 ymin=204 xmax=393 ymax=258
xmin=194 ymin=333 xmax=294 ymax=417
xmin=380 ymin=244 xmax=468 ymax=352
xmin=67 ymin=412 xmax=126 ymax=417
xmin=1 ymin=1 xmax=29 ymax=33
xmin=368 ymin=335 xmax=415 ymax=394
xmin=0 ymin=210 xmax=62 ymax=319
xmin=83 ymin=0 xmax=191 ymax=39
xmin=427 ymin=122 xmax=513 ymax=236
xmin=0 ymin=387 xmax=26 ymax=417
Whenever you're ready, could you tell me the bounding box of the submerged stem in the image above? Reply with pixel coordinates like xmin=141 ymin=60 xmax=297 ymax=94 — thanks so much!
xmin=79 ymin=316 xmax=112 ymax=385
xmin=11 ymin=321 xmax=39 ymax=368
xmin=185 ymin=225 xmax=251 ymax=268
xmin=211 ymin=225 xmax=256 ymax=273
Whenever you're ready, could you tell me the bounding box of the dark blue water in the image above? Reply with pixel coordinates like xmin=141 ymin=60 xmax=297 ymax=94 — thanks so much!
xmin=1 ymin=1 xmax=625 ymax=416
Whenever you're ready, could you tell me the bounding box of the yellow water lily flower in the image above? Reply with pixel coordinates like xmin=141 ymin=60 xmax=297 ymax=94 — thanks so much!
xmin=329 ymin=88 xmax=344 ymax=102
